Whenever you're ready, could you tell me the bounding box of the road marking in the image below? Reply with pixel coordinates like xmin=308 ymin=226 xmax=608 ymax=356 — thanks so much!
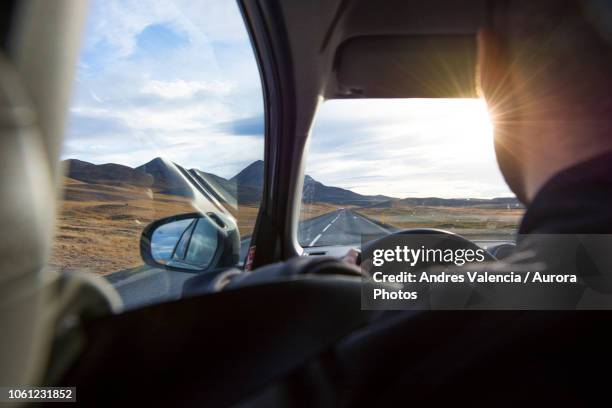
xmin=306 ymin=210 xmax=366 ymax=247
xmin=311 ymin=212 xmax=341 ymax=245
xmin=309 ymin=233 xmax=323 ymax=246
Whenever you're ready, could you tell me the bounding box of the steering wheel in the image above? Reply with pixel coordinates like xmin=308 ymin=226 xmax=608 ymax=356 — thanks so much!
xmin=360 ymin=228 xmax=497 ymax=271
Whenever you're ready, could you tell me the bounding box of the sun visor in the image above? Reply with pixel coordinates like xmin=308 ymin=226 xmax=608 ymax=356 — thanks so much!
xmin=333 ymin=35 xmax=478 ymax=98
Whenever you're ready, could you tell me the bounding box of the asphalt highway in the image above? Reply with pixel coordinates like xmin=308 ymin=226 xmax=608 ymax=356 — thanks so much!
xmin=298 ymin=208 xmax=391 ymax=247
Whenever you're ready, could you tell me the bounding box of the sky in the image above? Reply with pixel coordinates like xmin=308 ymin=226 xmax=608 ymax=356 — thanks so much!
xmin=307 ymin=99 xmax=512 ymax=198
xmin=64 ymin=0 xmax=264 ymax=177
xmin=64 ymin=0 xmax=513 ymax=199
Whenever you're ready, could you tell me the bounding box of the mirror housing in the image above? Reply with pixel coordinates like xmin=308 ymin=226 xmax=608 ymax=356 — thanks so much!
xmin=140 ymin=212 xmax=240 ymax=273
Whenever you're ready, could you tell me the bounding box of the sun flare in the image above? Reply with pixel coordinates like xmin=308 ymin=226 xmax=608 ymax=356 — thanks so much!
xmin=308 ymin=98 xmax=507 ymax=198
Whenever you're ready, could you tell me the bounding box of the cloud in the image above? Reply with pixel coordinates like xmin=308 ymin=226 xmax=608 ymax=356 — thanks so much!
xmin=64 ymin=0 xmax=264 ymax=175
xmin=82 ymin=0 xmax=245 ymax=58
xmin=217 ymin=115 xmax=264 ymax=136
xmin=141 ymin=79 xmax=234 ymax=99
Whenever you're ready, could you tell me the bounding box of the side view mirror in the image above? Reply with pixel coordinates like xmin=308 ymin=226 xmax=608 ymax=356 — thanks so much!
xmin=140 ymin=212 xmax=240 ymax=273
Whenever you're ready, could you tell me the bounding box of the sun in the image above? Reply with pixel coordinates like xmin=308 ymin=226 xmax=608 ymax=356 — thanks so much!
xmin=435 ymin=98 xmax=495 ymax=160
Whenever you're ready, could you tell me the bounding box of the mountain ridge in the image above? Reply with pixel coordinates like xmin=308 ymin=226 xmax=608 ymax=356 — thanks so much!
xmin=62 ymin=157 xmax=520 ymax=207
xmin=64 ymin=158 xmax=154 ymax=187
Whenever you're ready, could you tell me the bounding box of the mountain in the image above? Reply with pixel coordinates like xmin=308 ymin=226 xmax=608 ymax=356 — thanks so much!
xmin=489 ymin=197 xmax=522 ymax=206
xmin=367 ymin=196 xmax=522 ymax=209
xmin=134 ymin=158 xmax=263 ymax=203
xmin=135 ymin=157 xmax=182 ymax=188
xmin=302 ymin=175 xmax=391 ymax=206
xmin=62 ymin=157 xmax=393 ymax=206
xmin=136 ymin=157 xmax=193 ymax=196
xmin=62 ymin=157 xmax=518 ymax=209
xmin=63 ymin=159 xmax=153 ymax=187
xmin=190 ymin=169 xmax=236 ymax=196
xmin=230 ymin=161 xmax=391 ymax=205
xmin=230 ymin=160 xmax=264 ymax=188
xmin=189 ymin=168 xmax=238 ymax=207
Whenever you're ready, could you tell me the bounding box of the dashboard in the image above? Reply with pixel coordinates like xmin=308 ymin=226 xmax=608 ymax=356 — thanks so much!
xmin=302 ymin=240 xmax=517 ymax=260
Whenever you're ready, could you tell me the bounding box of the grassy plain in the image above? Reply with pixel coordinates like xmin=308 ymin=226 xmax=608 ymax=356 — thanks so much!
xmin=50 ymin=178 xmax=197 ymax=275
xmin=356 ymin=205 xmax=523 ymax=239
xmin=50 ymin=178 xmax=523 ymax=275
xmin=299 ymin=202 xmax=345 ymax=220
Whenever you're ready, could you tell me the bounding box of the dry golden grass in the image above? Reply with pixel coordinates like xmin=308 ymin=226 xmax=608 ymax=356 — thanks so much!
xmin=50 ymin=178 xmax=195 ymax=275
xmin=300 ymin=202 xmax=344 ymax=220
xmin=230 ymin=204 xmax=259 ymax=238
xmin=50 ymin=178 xmax=262 ymax=276
xmin=357 ymin=205 xmax=524 ymax=239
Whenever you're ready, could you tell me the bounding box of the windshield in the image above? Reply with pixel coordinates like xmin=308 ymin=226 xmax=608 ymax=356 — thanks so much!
xmin=298 ymin=99 xmax=524 ymax=247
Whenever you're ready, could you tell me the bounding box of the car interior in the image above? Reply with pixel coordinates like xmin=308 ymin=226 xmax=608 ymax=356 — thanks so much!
xmin=2 ymin=0 xmax=612 ymax=406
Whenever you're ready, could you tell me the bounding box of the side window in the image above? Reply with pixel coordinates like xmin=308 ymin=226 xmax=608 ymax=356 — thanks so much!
xmin=50 ymin=0 xmax=264 ymax=309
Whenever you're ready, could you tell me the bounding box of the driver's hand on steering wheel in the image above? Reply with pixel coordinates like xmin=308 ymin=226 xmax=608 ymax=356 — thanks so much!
xmin=342 ymin=248 xmax=360 ymax=265
xmin=342 ymin=248 xmax=373 ymax=275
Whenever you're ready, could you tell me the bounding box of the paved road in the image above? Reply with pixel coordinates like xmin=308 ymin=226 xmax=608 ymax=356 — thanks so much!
xmin=108 ymin=209 xmax=392 ymax=309
xmin=298 ymin=208 xmax=392 ymax=247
